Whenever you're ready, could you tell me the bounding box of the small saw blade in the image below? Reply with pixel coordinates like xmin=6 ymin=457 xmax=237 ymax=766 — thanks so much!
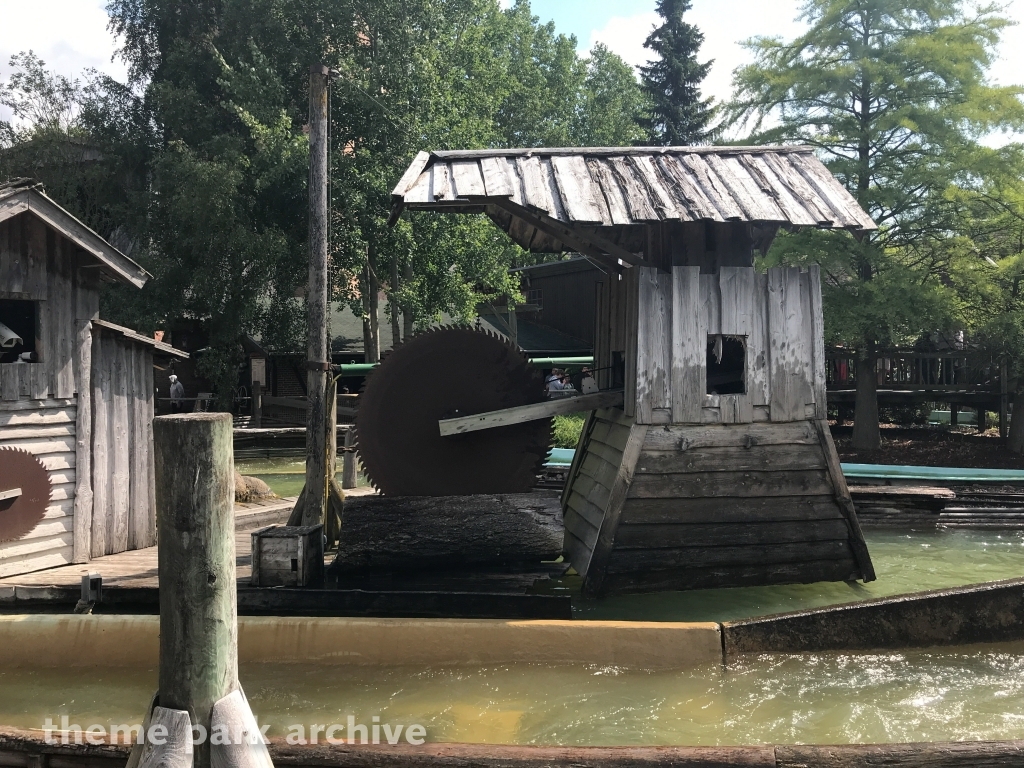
xmin=0 ymin=447 xmax=51 ymax=542
xmin=355 ymin=326 xmax=553 ymax=496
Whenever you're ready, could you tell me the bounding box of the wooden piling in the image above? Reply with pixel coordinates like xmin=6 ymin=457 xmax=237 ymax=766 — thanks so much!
xmin=251 ymin=381 xmax=262 ymax=429
xmin=153 ymin=412 xmax=237 ymax=768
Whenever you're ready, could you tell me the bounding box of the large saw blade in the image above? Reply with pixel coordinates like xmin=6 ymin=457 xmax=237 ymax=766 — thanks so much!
xmin=355 ymin=326 xmax=552 ymax=496
xmin=0 ymin=447 xmax=51 ymax=543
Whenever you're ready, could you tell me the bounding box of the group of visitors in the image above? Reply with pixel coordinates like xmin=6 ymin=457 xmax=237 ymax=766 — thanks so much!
xmin=545 ymin=367 xmax=599 ymax=396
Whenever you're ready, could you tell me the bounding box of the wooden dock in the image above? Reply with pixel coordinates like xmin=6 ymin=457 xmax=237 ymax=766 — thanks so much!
xmin=0 ymin=487 xmax=572 ymax=619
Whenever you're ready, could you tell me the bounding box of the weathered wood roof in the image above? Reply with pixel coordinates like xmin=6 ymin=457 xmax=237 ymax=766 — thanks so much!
xmin=391 ymin=146 xmax=876 ymax=259
xmin=92 ymin=319 xmax=189 ymax=358
xmin=0 ymin=178 xmax=150 ymax=288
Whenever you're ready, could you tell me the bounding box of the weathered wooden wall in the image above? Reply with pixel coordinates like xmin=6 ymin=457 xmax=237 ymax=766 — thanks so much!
xmin=89 ymin=328 xmax=156 ymax=557
xmin=0 ymin=213 xmax=156 ymax=576
xmin=598 ymin=264 xmax=826 ymax=426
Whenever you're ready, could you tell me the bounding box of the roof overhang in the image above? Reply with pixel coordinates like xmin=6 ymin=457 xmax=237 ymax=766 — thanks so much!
xmin=0 ymin=181 xmax=151 ymax=288
xmin=390 ymin=146 xmax=878 ymax=273
xmin=93 ymin=319 xmax=189 ymax=359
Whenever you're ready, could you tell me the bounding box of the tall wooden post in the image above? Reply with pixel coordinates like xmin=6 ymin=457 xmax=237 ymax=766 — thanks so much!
xmin=154 ymin=412 xmax=236 ymax=768
xmin=304 ymin=63 xmax=331 ymax=527
xmin=1000 ymin=358 xmax=1009 ymax=440
xmin=251 ymin=380 xmax=262 ymax=429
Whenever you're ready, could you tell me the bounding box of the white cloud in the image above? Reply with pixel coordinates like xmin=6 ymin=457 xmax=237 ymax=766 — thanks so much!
xmin=0 ymin=0 xmax=127 ymax=121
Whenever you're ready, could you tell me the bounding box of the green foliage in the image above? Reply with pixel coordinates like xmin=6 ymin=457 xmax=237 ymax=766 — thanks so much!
xmin=639 ymin=0 xmax=717 ymax=145
xmin=735 ymin=0 xmax=1024 ymax=350
xmin=3 ymin=0 xmax=650 ymax=399
xmin=552 ymin=412 xmax=586 ymax=449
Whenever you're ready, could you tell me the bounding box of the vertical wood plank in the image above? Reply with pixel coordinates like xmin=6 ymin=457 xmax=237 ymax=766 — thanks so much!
xmin=90 ymin=331 xmax=109 ymax=557
xmin=789 ymin=267 xmax=814 ymax=413
xmin=767 ymin=268 xmax=791 ymax=422
xmin=808 ymin=265 xmax=828 ymax=420
xmin=145 ymin=350 xmax=157 ymax=546
xmin=129 ymin=344 xmax=150 ymax=549
xmin=55 ymin=256 xmax=76 ymax=398
xmin=0 ymin=365 xmax=18 ymax=401
xmin=72 ymin=319 xmax=93 ymax=563
xmin=594 ymin=280 xmax=608 ymax=390
xmin=750 ymin=271 xmax=771 ymax=408
xmin=769 ymin=267 xmax=813 ymax=422
xmin=30 ymin=363 xmax=49 ymax=400
xmin=635 ymin=267 xmax=671 ymax=424
xmin=700 ymin=273 xmax=721 ymax=336
xmin=110 ymin=338 xmax=131 ymax=553
xmin=670 ymin=266 xmax=702 ymax=423
xmin=623 ymin=269 xmax=639 ymax=419
xmin=718 ymin=268 xmax=755 ymax=423
xmin=582 ymin=423 xmax=649 ymax=597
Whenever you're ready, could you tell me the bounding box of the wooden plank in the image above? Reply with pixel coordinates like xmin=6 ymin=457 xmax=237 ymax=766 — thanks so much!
xmin=586 ymin=158 xmax=632 ymax=225
xmin=391 ymin=150 xmax=431 ymax=198
xmin=749 ymin=271 xmax=770 ymax=407
xmin=90 ymin=333 xmax=110 ymax=558
xmin=715 ymin=155 xmax=786 ymax=221
xmin=627 ymin=468 xmax=835 ymax=499
xmin=792 ymin=153 xmax=875 ymax=229
xmin=0 ymin=423 xmax=75 ymax=440
xmin=516 ymin=156 xmax=556 ymax=216
xmin=144 ymin=349 xmax=156 ymax=545
xmin=0 ymin=405 xmax=75 ymax=426
xmin=129 ymin=345 xmax=149 ymax=550
xmin=429 ymin=162 xmax=451 ymax=201
xmin=635 ymin=267 xmax=671 ymax=424
xmin=55 ymin=269 xmax=76 ymax=399
xmin=701 ymin=272 xmax=721 ymax=336
xmin=760 ymin=152 xmax=833 ymax=225
xmin=670 ymin=266 xmax=702 ymax=423
xmin=72 ymin=319 xmax=92 ymax=563
xmin=607 ymin=156 xmax=661 ymax=221
xmin=619 ymin=495 xmax=845 ymax=525
xmin=550 ymin=155 xmax=608 ymax=224
xmin=0 ymin=365 xmax=21 ymax=401
xmin=581 ymin=423 xmax=648 ymax=590
xmin=813 ymin=419 xmax=876 ymax=582
xmin=635 ymin=443 xmax=826 ymax=474
xmin=615 ymin=518 xmax=852 ymax=549
xmin=623 ymin=268 xmax=639 ymax=418
xmin=629 ymin=156 xmax=684 ymax=220
xmin=450 ymin=160 xmax=486 ymax=198
xmin=565 ymin=490 xmax=606 ymax=530
xmin=679 ymin=155 xmax=745 ymax=220
xmin=807 ymin=265 xmax=827 ymax=419
xmin=479 ymin=157 xmax=515 ymax=198
xmin=739 ymin=154 xmax=819 ymax=227
xmin=29 ymin=365 xmax=49 ymax=400
xmin=438 ymin=390 xmax=623 ymax=436
xmin=768 ymin=268 xmax=795 ymax=421
xmin=655 ymin=155 xmax=723 ymax=221
xmin=605 ymin=539 xmax=855 ymax=572
xmin=0 ymin=436 xmax=76 ymax=454
xmin=601 ymin=558 xmax=859 ymax=595
xmin=643 ymin=420 xmax=819 ymax=451
xmin=560 ymin=409 xmax=595 ymax=510
xmin=108 ymin=339 xmax=130 ymax=554
xmin=0 ymin=547 xmax=74 ymax=578
xmin=0 ymin=488 xmax=21 ymax=502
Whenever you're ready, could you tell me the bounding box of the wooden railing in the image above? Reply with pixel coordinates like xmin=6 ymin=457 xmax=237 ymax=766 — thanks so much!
xmin=826 ymin=348 xmax=1001 ymax=392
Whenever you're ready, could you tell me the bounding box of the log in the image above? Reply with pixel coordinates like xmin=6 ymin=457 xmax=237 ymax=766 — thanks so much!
xmin=331 ymin=491 xmax=564 ymax=573
xmin=151 ymin=412 xmax=239 ymax=768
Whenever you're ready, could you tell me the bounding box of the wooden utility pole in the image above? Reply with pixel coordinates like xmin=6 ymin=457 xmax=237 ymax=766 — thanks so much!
xmin=302 ymin=63 xmax=331 ymax=527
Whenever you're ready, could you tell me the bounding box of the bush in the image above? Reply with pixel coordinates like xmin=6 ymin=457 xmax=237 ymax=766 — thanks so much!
xmin=552 ymin=413 xmax=586 ymax=448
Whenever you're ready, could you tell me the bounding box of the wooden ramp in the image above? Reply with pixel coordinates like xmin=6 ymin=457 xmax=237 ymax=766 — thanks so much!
xmin=563 ymin=410 xmax=875 ymax=596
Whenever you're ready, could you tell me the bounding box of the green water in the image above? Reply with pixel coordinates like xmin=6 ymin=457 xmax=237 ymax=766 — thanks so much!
xmin=235 ymin=457 xmax=372 ymax=497
xmin=573 ymin=529 xmax=1024 ymax=623
xmin=5 ymin=645 xmax=1024 ymax=745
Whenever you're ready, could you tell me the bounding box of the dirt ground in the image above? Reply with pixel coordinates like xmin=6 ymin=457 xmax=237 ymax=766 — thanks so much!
xmin=832 ymin=425 xmax=1024 ymax=469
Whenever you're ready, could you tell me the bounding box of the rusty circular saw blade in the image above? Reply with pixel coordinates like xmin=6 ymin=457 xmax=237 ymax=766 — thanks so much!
xmin=0 ymin=447 xmax=51 ymax=543
xmin=355 ymin=326 xmax=553 ymax=496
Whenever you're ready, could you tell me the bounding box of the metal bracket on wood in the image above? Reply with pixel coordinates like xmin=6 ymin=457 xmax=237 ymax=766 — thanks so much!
xmin=305 ymin=361 xmax=332 ymax=372
xmin=74 ymin=572 xmax=101 ymax=614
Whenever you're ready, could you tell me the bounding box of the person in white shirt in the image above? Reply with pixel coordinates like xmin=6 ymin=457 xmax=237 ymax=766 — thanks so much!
xmin=169 ymin=374 xmax=185 ymax=413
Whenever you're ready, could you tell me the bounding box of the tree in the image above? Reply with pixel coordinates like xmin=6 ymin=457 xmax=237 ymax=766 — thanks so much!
xmin=639 ymin=0 xmax=716 ymax=145
xmin=730 ymin=0 xmax=1024 ymax=450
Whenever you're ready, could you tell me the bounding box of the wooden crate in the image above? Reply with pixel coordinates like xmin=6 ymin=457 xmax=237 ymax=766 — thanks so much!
xmin=251 ymin=524 xmax=324 ymax=587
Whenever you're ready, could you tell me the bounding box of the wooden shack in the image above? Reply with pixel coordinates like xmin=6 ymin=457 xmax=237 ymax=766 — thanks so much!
xmin=391 ymin=146 xmax=877 ymax=596
xmin=0 ymin=179 xmax=187 ymax=577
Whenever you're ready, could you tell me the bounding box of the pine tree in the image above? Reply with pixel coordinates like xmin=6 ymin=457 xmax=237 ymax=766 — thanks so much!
xmin=639 ymin=0 xmax=716 ymax=145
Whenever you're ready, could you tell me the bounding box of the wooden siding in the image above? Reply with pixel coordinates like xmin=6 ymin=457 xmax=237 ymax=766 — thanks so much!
xmin=633 ymin=265 xmax=826 ymax=426
xmin=604 ymin=421 xmax=866 ymax=595
xmin=90 ymin=328 xmax=156 ymax=557
xmin=0 ymin=399 xmax=77 ymax=577
xmin=0 ymin=212 xmax=101 ymax=401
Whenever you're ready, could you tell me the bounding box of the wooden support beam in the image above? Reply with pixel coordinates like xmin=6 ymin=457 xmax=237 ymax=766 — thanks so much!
xmin=439 ymin=390 xmax=624 ymax=436
xmin=486 ymin=199 xmax=644 ymax=269
xmin=0 ymin=488 xmax=21 ymax=502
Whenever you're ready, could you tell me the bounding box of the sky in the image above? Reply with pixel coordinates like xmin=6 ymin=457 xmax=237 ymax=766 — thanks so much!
xmin=3 ymin=0 xmax=1024 ymax=126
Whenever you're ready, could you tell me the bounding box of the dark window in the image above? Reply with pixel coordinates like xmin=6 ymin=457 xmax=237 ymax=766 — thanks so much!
xmin=0 ymin=300 xmax=38 ymax=363
xmin=707 ymin=335 xmax=745 ymax=395
xmin=525 ymin=288 xmax=543 ymax=308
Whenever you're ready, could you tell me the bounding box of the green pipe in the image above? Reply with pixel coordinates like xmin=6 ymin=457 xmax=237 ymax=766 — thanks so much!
xmin=337 ymin=356 xmax=595 ymax=376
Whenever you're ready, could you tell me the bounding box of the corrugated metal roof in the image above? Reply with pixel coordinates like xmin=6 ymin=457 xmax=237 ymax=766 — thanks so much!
xmin=391 ymin=146 xmax=876 ymax=254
